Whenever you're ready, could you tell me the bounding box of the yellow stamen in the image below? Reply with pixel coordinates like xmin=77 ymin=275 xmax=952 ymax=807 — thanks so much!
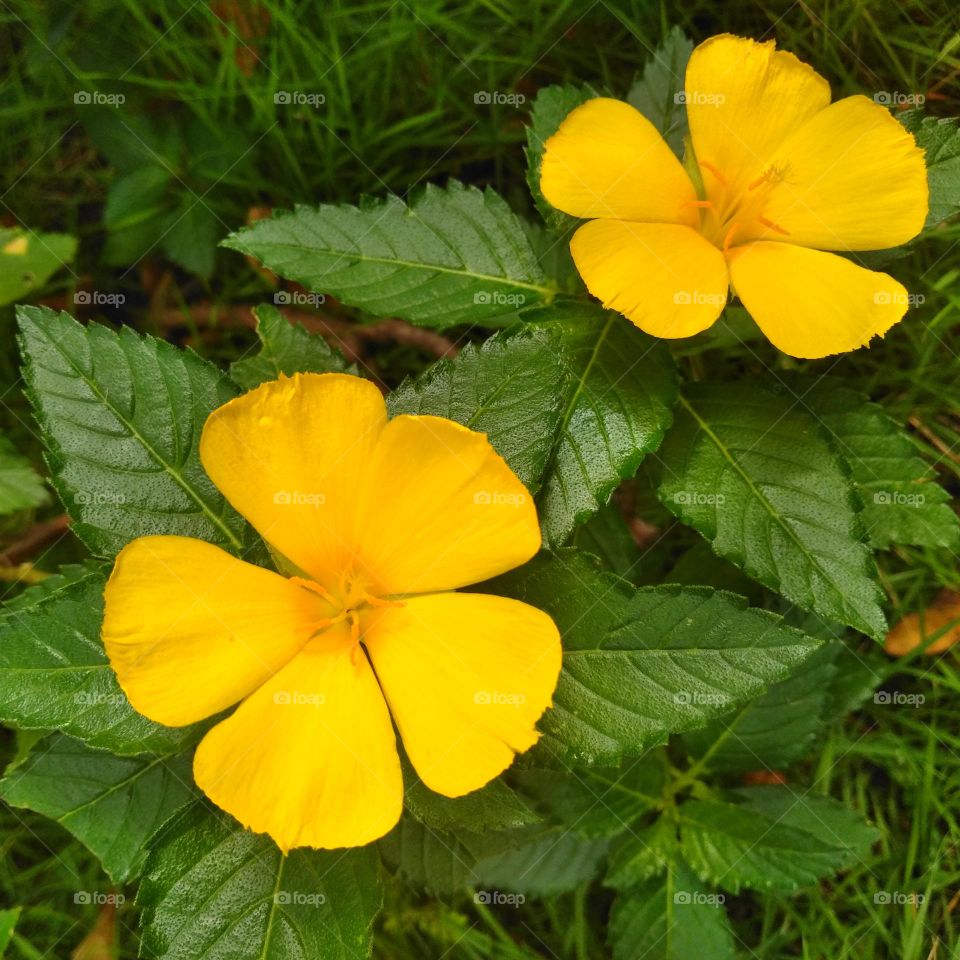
xmin=684 ymin=199 xmax=714 ymax=209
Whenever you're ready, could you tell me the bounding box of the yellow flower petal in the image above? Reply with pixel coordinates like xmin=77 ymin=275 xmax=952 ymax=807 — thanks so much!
xmin=727 ymin=241 xmax=909 ymax=358
xmin=194 ymin=623 xmax=402 ymax=851
xmin=353 ymin=415 xmax=541 ymax=595
xmin=103 ymin=536 xmax=327 ymax=727
xmin=686 ymin=34 xmax=830 ymax=194
xmin=569 ymin=219 xmax=729 ymax=338
xmin=756 ymin=95 xmax=928 ymax=250
xmin=363 ymin=592 xmax=561 ymax=797
xmin=540 ymin=97 xmax=697 ymax=223
xmin=200 ymin=373 xmax=387 ymax=585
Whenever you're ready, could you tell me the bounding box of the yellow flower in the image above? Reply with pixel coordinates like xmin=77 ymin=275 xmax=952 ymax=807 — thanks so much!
xmin=102 ymin=373 xmax=561 ymax=851
xmin=540 ymin=34 xmax=928 ymax=358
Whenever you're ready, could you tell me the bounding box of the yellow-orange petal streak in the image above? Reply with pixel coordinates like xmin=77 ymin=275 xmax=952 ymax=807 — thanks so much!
xmin=353 ymin=415 xmax=541 ymax=595
xmin=102 ymin=536 xmax=327 ymax=727
xmin=194 ymin=623 xmax=403 ymax=851
xmin=363 ymin=592 xmax=562 ymax=797
xmin=686 ymin=34 xmax=831 ymax=194
xmin=756 ymin=95 xmax=928 ymax=251
xmin=200 ymin=373 xmax=387 ymax=585
xmin=540 ymin=97 xmax=697 ymax=224
xmin=727 ymin=242 xmax=910 ymax=358
xmin=569 ymin=219 xmax=729 ymax=339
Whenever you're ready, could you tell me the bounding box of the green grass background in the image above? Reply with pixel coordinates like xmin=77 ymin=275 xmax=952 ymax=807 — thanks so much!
xmin=2 ymin=1 xmax=960 ymax=957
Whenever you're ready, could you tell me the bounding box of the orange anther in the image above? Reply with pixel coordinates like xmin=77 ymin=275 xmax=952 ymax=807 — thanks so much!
xmin=757 ymin=216 xmax=790 ymax=235
xmin=747 ymin=173 xmax=769 ymax=190
xmin=362 ymin=594 xmax=406 ymax=609
xmin=722 ymin=222 xmax=742 ymax=251
xmin=698 ymin=161 xmax=727 ymax=185
xmin=291 ymin=577 xmax=335 ymax=603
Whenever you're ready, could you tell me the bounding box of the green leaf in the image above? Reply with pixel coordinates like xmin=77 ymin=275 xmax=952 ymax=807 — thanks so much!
xmin=0 ymin=733 xmax=196 ymax=883
xmin=608 ymin=860 xmax=735 ymax=960
xmin=656 ymin=382 xmax=886 ymax=639
xmin=0 ymin=435 xmax=47 ymax=515
xmin=899 ymin=110 xmax=960 ymax=227
xmin=774 ymin=375 xmax=960 ymax=549
xmin=489 ymin=550 xmax=821 ymax=764
xmin=102 ymin=167 xmax=174 ymax=267
xmin=0 ymin=227 xmax=76 ymax=306
xmin=1 ymin=560 xmax=105 ymax=614
xmin=104 ymin=167 xmax=172 ymax=231
xmin=230 ymin=303 xmax=351 ymax=390
xmin=18 ymin=306 xmax=248 ymax=558
xmin=682 ymin=642 xmax=841 ymax=773
xmin=533 ymin=304 xmax=678 ymax=545
xmin=626 ymin=27 xmax=694 ymax=156
xmin=388 ymin=325 xmax=566 ymax=492
xmin=731 ymin=786 xmax=880 ymax=860
xmin=472 ymin=826 xmax=608 ymax=896
xmin=379 ymin=815 xmax=516 ymax=895
xmin=514 ymin=757 xmax=664 ymax=838
xmin=223 ymin=181 xmax=556 ymax=328
xmin=139 ymin=803 xmax=382 ymax=960
xmin=572 ymin=502 xmax=640 ymax=580
xmin=605 ymin=816 xmax=678 ymax=889
xmin=679 ymin=794 xmax=871 ymax=893
xmin=0 ymin=571 xmax=199 ymax=755
xmin=162 ymin=201 xmax=221 ymax=278
xmin=524 ymin=83 xmax=596 ymax=232
xmin=403 ymin=761 xmax=538 ymax=834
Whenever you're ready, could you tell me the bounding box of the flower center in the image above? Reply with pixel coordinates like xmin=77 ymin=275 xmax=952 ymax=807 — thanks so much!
xmin=291 ymin=573 xmax=404 ymax=662
xmin=686 ymin=160 xmax=790 ymax=252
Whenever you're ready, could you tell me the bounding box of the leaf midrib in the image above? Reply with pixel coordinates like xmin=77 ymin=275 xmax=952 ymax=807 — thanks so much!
xmin=538 ymin=312 xmax=616 ymax=491
xmin=677 ymin=393 xmax=874 ymax=626
xmin=233 ymin=238 xmax=558 ymax=298
xmin=33 ymin=327 xmax=243 ymax=551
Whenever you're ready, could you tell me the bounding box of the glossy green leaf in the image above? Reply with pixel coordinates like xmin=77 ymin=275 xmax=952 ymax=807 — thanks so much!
xmin=0 ymin=571 xmax=199 ymax=755
xmin=679 ymin=791 xmax=876 ymax=893
xmin=388 ymin=324 xmax=566 ymax=492
xmin=223 ymin=181 xmax=556 ymax=328
xmin=533 ymin=304 xmax=678 ymax=545
xmin=489 ymin=550 xmax=821 ymax=764
xmin=682 ymin=642 xmax=842 ymax=773
xmin=403 ymin=762 xmax=538 ymax=834
xmin=608 ymin=860 xmax=735 ymax=960
xmin=473 ymin=826 xmax=608 ymax=896
xmin=774 ymin=375 xmax=960 ymax=549
xmin=524 ymin=83 xmax=596 ymax=232
xmin=139 ymin=803 xmax=381 ymax=960
xmin=514 ymin=757 xmax=664 ymax=839
xmin=657 ymin=382 xmax=886 ymax=638
xmin=230 ymin=303 xmax=351 ymax=390
xmin=626 ymin=27 xmax=693 ymax=155
xmin=378 ymin=815 xmax=516 ymax=895
xmin=18 ymin=306 xmax=248 ymax=558
xmin=0 ymin=733 xmax=196 ymax=883
xmin=605 ymin=816 xmax=678 ymax=889
xmin=900 ymin=110 xmax=960 ymax=227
